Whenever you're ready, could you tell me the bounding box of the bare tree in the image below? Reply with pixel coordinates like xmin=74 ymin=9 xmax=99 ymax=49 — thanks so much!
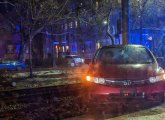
xmin=130 ymin=0 xmax=165 ymax=31
xmin=1 ymin=0 xmax=122 ymax=76
xmin=1 ymin=0 xmax=74 ymax=77
xmin=76 ymin=0 xmax=121 ymax=45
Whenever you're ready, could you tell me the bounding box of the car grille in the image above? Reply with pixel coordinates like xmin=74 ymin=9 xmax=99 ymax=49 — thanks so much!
xmin=105 ymin=79 xmax=150 ymax=86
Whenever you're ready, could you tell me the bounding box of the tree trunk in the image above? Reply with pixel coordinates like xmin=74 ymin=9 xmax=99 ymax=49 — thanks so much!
xmin=18 ymin=30 xmax=25 ymax=61
xmin=107 ymin=8 xmax=114 ymax=45
xmin=29 ymin=35 xmax=33 ymax=77
xmin=52 ymin=37 xmax=56 ymax=68
xmin=139 ymin=5 xmax=143 ymax=44
xmin=28 ymin=26 xmax=44 ymax=77
xmin=107 ymin=32 xmax=114 ymax=45
xmin=18 ymin=35 xmax=23 ymax=60
xmin=121 ymin=0 xmax=129 ymax=45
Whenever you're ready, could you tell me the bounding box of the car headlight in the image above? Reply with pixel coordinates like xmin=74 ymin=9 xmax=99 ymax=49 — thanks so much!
xmin=92 ymin=77 xmax=105 ymax=84
xmin=149 ymin=74 xmax=165 ymax=83
xmin=86 ymin=76 xmax=91 ymax=81
xmin=82 ymin=59 xmax=85 ymax=63
xmin=86 ymin=76 xmax=105 ymax=84
xmin=163 ymin=74 xmax=165 ymax=80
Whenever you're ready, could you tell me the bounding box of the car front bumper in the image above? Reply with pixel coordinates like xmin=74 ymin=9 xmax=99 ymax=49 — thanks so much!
xmin=86 ymin=81 xmax=165 ymax=104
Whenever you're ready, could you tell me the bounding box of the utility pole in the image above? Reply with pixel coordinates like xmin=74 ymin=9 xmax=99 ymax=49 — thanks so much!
xmin=121 ymin=0 xmax=129 ymax=45
xmin=138 ymin=0 xmax=143 ymax=44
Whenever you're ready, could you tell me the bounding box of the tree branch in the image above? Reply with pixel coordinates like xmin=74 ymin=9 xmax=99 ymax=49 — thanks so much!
xmin=0 ymin=1 xmax=15 ymax=6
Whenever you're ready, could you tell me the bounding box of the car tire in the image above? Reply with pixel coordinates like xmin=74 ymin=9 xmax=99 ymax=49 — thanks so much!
xmin=17 ymin=67 xmax=22 ymax=71
xmin=158 ymin=93 xmax=164 ymax=103
xmin=11 ymin=82 xmax=17 ymax=87
xmin=71 ymin=63 xmax=75 ymax=67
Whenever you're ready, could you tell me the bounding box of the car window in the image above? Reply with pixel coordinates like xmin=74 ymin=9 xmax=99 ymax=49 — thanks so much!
xmin=65 ymin=56 xmax=73 ymax=59
xmin=72 ymin=56 xmax=80 ymax=58
xmin=95 ymin=46 xmax=155 ymax=64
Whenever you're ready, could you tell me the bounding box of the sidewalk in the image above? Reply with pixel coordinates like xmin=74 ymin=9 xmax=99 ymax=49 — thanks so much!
xmin=0 ymin=65 xmax=89 ymax=91
xmin=10 ymin=64 xmax=89 ymax=78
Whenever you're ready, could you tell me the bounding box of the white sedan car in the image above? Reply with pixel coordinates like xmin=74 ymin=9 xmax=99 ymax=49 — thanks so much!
xmin=65 ymin=55 xmax=84 ymax=67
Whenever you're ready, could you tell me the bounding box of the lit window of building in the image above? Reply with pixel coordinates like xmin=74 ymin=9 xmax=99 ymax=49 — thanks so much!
xmin=117 ymin=0 xmax=121 ymax=4
xmin=71 ymin=22 xmax=73 ymax=28
xmin=66 ymin=45 xmax=69 ymax=50
xmin=97 ymin=43 xmax=101 ymax=49
xmin=96 ymin=1 xmax=98 ymax=9
xmin=69 ymin=22 xmax=73 ymax=28
xmin=62 ymin=46 xmax=65 ymax=52
xmin=64 ymin=23 xmax=67 ymax=30
xmin=75 ymin=20 xmax=78 ymax=28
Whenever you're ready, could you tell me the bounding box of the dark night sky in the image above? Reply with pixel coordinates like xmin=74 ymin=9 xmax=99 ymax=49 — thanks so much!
xmin=0 ymin=0 xmax=15 ymax=14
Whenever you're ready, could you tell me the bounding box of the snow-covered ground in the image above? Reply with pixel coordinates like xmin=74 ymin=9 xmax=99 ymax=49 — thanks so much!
xmin=0 ymin=65 xmax=89 ymax=91
xmin=9 ymin=64 xmax=89 ymax=78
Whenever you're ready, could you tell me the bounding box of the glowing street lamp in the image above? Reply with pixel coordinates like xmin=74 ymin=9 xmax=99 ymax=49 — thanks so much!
xmin=103 ymin=20 xmax=107 ymax=25
xmin=148 ymin=36 xmax=152 ymax=41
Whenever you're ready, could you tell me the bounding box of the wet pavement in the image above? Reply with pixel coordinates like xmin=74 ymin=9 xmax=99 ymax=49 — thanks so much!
xmin=66 ymin=102 xmax=165 ymax=120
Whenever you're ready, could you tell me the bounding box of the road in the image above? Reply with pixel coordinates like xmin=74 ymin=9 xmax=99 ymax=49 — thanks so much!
xmin=66 ymin=102 xmax=165 ymax=120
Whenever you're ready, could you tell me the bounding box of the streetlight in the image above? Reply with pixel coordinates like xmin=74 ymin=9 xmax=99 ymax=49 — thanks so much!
xmin=137 ymin=0 xmax=143 ymax=44
xmin=103 ymin=20 xmax=107 ymax=25
xmin=148 ymin=36 xmax=152 ymax=41
xmin=148 ymin=36 xmax=154 ymax=52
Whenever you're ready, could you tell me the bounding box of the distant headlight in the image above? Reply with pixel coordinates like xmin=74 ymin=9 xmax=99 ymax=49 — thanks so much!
xmin=149 ymin=77 xmax=159 ymax=83
xmin=149 ymin=74 xmax=165 ymax=83
xmin=82 ymin=59 xmax=85 ymax=63
xmin=92 ymin=77 xmax=105 ymax=84
xmin=13 ymin=62 xmax=16 ymax=65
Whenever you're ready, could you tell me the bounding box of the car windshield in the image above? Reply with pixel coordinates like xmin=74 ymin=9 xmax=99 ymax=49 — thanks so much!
xmin=95 ymin=46 xmax=155 ymax=64
xmin=66 ymin=55 xmax=81 ymax=59
xmin=71 ymin=56 xmax=80 ymax=58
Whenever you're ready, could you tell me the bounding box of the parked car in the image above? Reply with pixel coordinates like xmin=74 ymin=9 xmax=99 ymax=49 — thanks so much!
xmin=85 ymin=45 xmax=165 ymax=108
xmin=0 ymin=60 xmax=27 ymax=71
xmin=65 ymin=55 xmax=84 ymax=67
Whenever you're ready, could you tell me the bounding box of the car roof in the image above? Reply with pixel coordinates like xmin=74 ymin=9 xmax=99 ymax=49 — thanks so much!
xmin=100 ymin=44 xmax=145 ymax=49
xmin=65 ymin=55 xmax=78 ymax=57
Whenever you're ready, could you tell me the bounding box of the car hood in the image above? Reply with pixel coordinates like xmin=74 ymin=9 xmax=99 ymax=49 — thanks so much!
xmin=92 ymin=63 xmax=158 ymax=80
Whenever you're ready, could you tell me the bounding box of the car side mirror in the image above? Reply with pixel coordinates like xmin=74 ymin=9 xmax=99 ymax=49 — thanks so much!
xmin=156 ymin=57 xmax=164 ymax=64
xmin=84 ymin=59 xmax=92 ymax=65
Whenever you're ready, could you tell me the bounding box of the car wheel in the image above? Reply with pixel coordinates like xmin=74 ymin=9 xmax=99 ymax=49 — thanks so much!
xmin=159 ymin=93 xmax=164 ymax=103
xmin=71 ymin=63 xmax=75 ymax=67
xmin=17 ymin=67 xmax=22 ymax=71
xmin=11 ymin=82 xmax=17 ymax=87
xmin=155 ymin=93 xmax=164 ymax=103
